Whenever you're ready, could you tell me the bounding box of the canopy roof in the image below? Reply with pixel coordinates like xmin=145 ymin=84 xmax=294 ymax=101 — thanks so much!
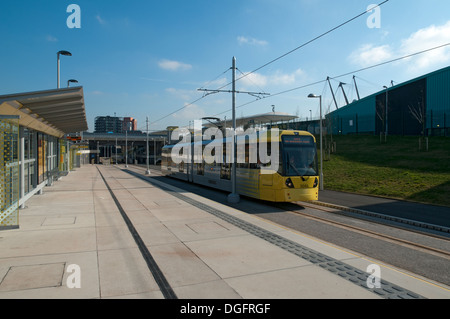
xmin=0 ymin=87 xmax=88 ymax=137
xmin=203 ymin=112 xmax=298 ymax=128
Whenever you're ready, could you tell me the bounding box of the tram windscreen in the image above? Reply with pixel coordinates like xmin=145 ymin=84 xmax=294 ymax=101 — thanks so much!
xmin=282 ymin=135 xmax=318 ymax=177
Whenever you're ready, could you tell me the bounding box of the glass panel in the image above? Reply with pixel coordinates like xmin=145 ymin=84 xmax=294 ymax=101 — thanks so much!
xmin=282 ymin=135 xmax=318 ymax=177
xmin=29 ymin=160 xmax=35 ymax=190
xmin=24 ymin=162 xmax=29 ymax=195
xmin=0 ymin=116 xmax=20 ymax=229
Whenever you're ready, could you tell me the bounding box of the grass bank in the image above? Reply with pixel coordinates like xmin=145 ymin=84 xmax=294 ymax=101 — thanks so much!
xmin=321 ymin=135 xmax=450 ymax=207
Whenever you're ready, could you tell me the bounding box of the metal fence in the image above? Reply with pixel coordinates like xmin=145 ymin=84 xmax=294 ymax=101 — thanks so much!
xmin=324 ymin=110 xmax=449 ymax=137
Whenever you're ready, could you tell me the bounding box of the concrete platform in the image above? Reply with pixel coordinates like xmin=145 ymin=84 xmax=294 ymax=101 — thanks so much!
xmin=1 ymin=165 xmax=449 ymax=300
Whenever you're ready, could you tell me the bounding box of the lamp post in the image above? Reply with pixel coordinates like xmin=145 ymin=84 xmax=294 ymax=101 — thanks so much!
xmin=197 ymin=56 xmax=268 ymax=204
xmin=125 ymin=130 xmax=128 ymax=168
xmin=227 ymin=57 xmax=240 ymax=204
xmin=57 ymin=50 xmax=72 ymax=89
xmin=308 ymin=94 xmax=324 ymax=191
xmin=146 ymin=117 xmax=151 ymax=175
xmin=67 ymin=79 xmax=78 ymax=87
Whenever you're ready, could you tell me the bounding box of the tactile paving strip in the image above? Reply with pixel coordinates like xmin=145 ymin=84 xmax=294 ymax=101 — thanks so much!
xmin=124 ymin=169 xmax=425 ymax=299
xmin=97 ymin=168 xmax=177 ymax=300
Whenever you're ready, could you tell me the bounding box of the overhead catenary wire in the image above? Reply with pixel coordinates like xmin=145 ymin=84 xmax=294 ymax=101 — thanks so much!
xmin=148 ymin=1 xmax=390 ymax=128
xmin=211 ymin=42 xmax=450 ymax=118
xmin=149 ymin=67 xmax=231 ymax=126
xmin=236 ymin=68 xmax=269 ymax=96
xmin=198 ymin=67 xmax=231 ymax=91
xmin=214 ymin=0 xmax=390 ymax=91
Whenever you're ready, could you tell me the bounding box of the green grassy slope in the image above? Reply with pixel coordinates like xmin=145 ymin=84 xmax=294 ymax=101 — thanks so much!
xmin=321 ymin=135 xmax=450 ymax=207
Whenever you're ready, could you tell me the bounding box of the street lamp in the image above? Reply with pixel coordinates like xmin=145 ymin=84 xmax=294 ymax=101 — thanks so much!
xmin=146 ymin=117 xmax=151 ymax=175
xmin=57 ymin=50 xmax=72 ymax=89
xmin=308 ymin=93 xmax=324 ymax=191
xmin=67 ymin=79 xmax=78 ymax=87
xmin=228 ymin=57 xmax=240 ymax=204
xmin=125 ymin=130 xmax=128 ymax=168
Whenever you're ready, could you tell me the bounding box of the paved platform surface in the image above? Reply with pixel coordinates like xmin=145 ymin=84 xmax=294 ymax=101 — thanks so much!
xmin=1 ymin=165 xmax=449 ymax=299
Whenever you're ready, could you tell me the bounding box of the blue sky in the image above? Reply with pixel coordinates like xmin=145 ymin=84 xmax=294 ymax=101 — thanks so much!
xmin=2 ymin=0 xmax=450 ymax=132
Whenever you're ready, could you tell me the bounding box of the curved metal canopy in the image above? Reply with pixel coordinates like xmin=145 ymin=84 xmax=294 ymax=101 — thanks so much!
xmin=203 ymin=112 xmax=298 ymax=128
xmin=0 ymin=87 xmax=88 ymax=137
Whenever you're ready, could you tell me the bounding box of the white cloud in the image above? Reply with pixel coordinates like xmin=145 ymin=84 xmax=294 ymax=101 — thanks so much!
xmin=46 ymin=35 xmax=58 ymax=42
xmin=96 ymin=15 xmax=106 ymax=25
xmin=158 ymin=59 xmax=193 ymax=71
xmin=349 ymin=44 xmax=393 ymax=67
xmin=399 ymin=21 xmax=450 ymax=70
xmin=349 ymin=21 xmax=450 ymax=71
xmin=240 ymin=72 xmax=268 ymax=88
xmin=171 ymin=103 xmax=206 ymax=121
xmin=272 ymin=68 xmax=305 ymax=85
xmin=165 ymin=87 xmax=194 ymax=101
xmin=239 ymin=68 xmax=306 ymax=89
xmin=237 ymin=36 xmax=268 ymax=47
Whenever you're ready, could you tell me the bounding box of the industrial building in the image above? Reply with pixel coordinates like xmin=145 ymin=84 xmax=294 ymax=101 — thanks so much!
xmin=326 ymin=66 xmax=450 ymax=136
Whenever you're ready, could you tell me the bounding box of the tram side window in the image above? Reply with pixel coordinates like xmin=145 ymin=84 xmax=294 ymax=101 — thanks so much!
xmin=196 ymin=145 xmax=205 ymax=175
xmin=238 ymin=143 xmax=251 ymax=169
xmin=164 ymin=149 xmax=174 ymax=170
xmin=197 ymin=162 xmax=204 ymax=175
xmin=219 ymin=144 xmax=229 ymax=180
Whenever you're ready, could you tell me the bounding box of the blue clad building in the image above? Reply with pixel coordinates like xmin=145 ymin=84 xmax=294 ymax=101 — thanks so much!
xmin=327 ymin=66 xmax=450 ymax=137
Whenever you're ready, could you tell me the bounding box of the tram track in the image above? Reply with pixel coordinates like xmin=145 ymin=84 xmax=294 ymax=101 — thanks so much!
xmin=117 ymin=165 xmax=429 ymax=299
xmin=280 ymin=202 xmax=450 ymax=260
xmin=132 ymin=164 xmax=450 ymax=241
xmin=299 ymin=201 xmax=450 ymax=240
xmin=124 ymin=164 xmax=450 ymax=286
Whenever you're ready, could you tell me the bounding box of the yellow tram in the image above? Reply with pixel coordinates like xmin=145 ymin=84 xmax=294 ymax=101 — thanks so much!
xmin=161 ymin=130 xmax=319 ymax=202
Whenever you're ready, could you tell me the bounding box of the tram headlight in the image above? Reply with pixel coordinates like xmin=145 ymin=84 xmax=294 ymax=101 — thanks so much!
xmin=313 ymin=177 xmax=319 ymax=188
xmin=285 ymin=178 xmax=294 ymax=188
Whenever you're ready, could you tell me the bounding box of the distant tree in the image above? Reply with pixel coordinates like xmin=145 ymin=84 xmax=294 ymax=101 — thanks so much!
xmin=408 ymin=89 xmax=427 ymax=150
xmin=376 ymin=100 xmax=385 ymax=129
xmin=408 ymin=89 xmax=426 ymax=138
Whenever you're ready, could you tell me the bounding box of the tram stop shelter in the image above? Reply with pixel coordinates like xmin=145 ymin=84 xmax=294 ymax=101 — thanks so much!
xmin=203 ymin=112 xmax=299 ymax=131
xmin=0 ymin=87 xmax=88 ymax=230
